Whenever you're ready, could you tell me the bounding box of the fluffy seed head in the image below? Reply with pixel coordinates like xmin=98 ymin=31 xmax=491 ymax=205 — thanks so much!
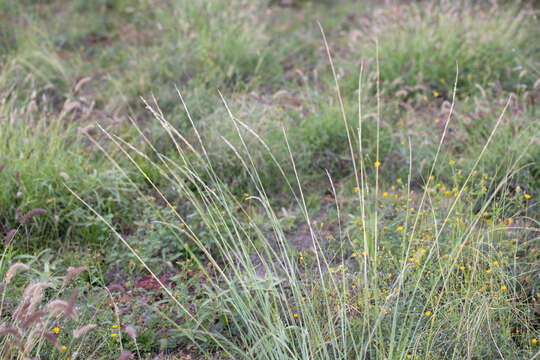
xmin=63 ymin=287 xmax=79 ymax=321
xmin=5 ymin=263 xmax=29 ymax=284
xmin=73 ymin=324 xmax=97 ymax=339
xmin=42 ymin=332 xmax=63 ymax=351
xmin=21 ymin=310 xmax=45 ymax=329
xmin=125 ymin=325 xmax=137 ymax=341
xmin=47 ymin=300 xmax=69 ymax=317
xmin=4 ymin=229 xmax=17 ymax=246
xmin=20 ymin=208 xmax=46 ymax=225
xmin=63 ymin=266 xmax=88 ymax=286
xmin=0 ymin=326 xmax=21 ymax=348
xmin=117 ymin=351 xmax=134 ymax=360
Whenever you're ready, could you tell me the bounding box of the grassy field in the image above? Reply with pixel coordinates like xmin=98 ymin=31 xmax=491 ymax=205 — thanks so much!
xmin=0 ymin=0 xmax=538 ymax=358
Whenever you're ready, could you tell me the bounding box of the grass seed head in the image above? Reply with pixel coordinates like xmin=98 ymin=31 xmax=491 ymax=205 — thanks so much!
xmin=4 ymin=229 xmax=17 ymax=246
xmin=42 ymin=332 xmax=63 ymax=351
xmin=19 ymin=208 xmax=46 ymax=225
xmin=63 ymin=287 xmax=79 ymax=321
xmin=125 ymin=325 xmax=137 ymax=341
xmin=73 ymin=324 xmax=97 ymax=339
xmin=117 ymin=351 xmax=134 ymax=360
xmin=20 ymin=310 xmax=45 ymax=329
xmin=47 ymin=300 xmax=69 ymax=317
xmin=63 ymin=266 xmax=89 ymax=286
xmin=5 ymin=263 xmax=29 ymax=284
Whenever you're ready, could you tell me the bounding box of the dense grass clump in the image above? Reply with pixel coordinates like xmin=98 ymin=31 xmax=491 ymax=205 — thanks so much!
xmin=87 ymin=75 xmax=538 ymax=358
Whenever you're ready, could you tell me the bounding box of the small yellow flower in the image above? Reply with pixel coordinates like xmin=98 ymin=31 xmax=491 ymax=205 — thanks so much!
xmin=397 ymin=226 xmax=403 ymax=232
xmin=396 ymin=178 xmax=402 ymax=184
xmin=112 ymin=324 xmax=118 ymax=329
xmin=374 ymin=161 xmax=381 ymax=167
xmin=425 ymin=311 xmax=431 ymax=316
xmin=293 ymin=313 xmax=298 ymax=318
xmin=434 ymin=118 xmax=440 ymax=124
xmin=354 ymin=187 xmax=359 ymax=193
xmin=382 ymin=192 xmax=388 ymax=197
xmin=53 ymin=327 xmax=60 ymax=334
xmin=111 ymin=333 xmax=117 ymax=338
xmin=351 ymin=253 xmax=357 ymax=258
xmin=61 ymin=345 xmax=67 ymax=351
xmin=351 ymin=284 xmax=356 ymax=289
xmin=433 ymin=91 xmax=439 ymax=97
xmin=391 ymin=185 xmax=395 ymax=190
xmin=361 ymin=251 xmax=367 ymax=256
xmin=486 ymin=269 xmax=491 ymax=274
xmin=299 ymin=256 xmax=304 ymax=261
xmin=493 ymin=261 xmax=499 ymax=266
xmin=532 ymin=338 xmax=537 ymax=344
xmin=501 ymin=285 xmax=507 ymax=291
xmin=448 ymin=160 xmax=455 ymax=165
xmin=524 ymin=193 xmax=531 ymax=200
xmin=459 ymin=266 xmax=465 ymax=270
xmin=407 ymin=356 xmax=412 ymax=359
xmin=445 ymin=190 xmax=451 ymax=196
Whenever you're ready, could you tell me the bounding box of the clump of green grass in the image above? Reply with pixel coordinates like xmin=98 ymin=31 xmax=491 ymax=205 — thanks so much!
xmin=79 ymin=45 xmax=538 ymax=357
xmin=0 ymin=66 xmax=138 ymax=249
